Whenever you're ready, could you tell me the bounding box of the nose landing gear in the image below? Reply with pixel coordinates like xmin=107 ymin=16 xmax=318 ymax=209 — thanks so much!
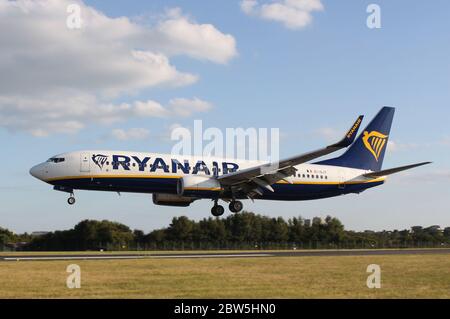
xmin=67 ymin=194 xmax=76 ymax=205
xmin=53 ymin=186 xmax=76 ymax=205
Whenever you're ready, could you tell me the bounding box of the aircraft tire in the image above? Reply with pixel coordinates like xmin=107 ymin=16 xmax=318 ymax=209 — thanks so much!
xmin=211 ymin=205 xmax=225 ymax=217
xmin=67 ymin=197 xmax=76 ymax=205
xmin=229 ymin=201 xmax=243 ymax=213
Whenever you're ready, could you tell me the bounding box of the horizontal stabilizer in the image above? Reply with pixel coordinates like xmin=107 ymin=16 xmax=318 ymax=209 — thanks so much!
xmin=363 ymin=162 xmax=431 ymax=178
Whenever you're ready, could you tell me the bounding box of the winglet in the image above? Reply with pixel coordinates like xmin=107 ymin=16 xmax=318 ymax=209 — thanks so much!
xmin=329 ymin=115 xmax=364 ymax=148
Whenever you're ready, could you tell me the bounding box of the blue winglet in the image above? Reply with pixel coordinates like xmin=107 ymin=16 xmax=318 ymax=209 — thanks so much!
xmin=329 ymin=115 xmax=364 ymax=148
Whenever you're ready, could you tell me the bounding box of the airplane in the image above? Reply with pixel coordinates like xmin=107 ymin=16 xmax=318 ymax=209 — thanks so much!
xmin=29 ymin=107 xmax=430 ymax=217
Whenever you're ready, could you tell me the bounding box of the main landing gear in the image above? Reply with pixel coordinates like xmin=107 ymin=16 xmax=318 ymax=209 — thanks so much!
xmin=67 ymin=194 xmax=76 ymax=205
xmin=211 ymin=199 xmax=225 ymax=217
xmin=211 ymin=200 xmax=244 ymax=217
xmin=229 ymin=200 xmax=243 ymax=213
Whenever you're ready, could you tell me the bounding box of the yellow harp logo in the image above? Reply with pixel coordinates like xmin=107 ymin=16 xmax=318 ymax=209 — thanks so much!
xmin=362 ymin=131 xmax=388 ymax=161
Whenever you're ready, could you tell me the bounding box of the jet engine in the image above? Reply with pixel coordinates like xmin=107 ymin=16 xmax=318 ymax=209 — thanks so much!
xmin=152 ymin=193 xmax=196 ymax=207
xmin=177 ymin=175 xmax=222 ymax=196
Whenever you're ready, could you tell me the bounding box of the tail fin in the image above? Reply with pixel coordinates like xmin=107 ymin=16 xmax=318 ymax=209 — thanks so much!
xmin=317 ymin=107 xmax=395 ymax=171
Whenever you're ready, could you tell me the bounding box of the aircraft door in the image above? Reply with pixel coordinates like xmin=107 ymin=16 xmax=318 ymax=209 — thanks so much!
xmin=80 ymin=152 xmax=91 ymax=172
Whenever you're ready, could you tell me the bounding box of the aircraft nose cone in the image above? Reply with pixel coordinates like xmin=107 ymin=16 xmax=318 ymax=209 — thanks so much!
xmin=29 ymin=164 xmax=43 ymax=180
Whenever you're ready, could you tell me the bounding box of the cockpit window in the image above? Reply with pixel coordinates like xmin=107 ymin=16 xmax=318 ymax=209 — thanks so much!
xmin=47 ymin=157 xmax=65 ymax=163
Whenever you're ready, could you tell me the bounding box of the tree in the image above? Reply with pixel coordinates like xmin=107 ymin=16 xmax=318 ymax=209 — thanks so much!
xmin=444 ymin=227 xmax=450 ymax=238
xmin=269 ymin=217 xmax=289 ymax=242
xmin=0 ymin=227 xmax=15 ymax=249
xmin=25 ymin=219 xmax=134 ymax=251
xmin=133 ymin=230 xmax=145 ymax=247
xmin=225 ymin=212 xmax=261 ymax=242
xmin=146 ymin=229 xmax=166 ymax=244
xmin=288 ymin=217 xmax=305 ymax=242
xmin=323 ymin=216 xmax=345 ymax=243
xmin=5 ymin=213 xmax=450 ymax=252
xmin=197 ymin=218 xmax=226 ymax=242
xmin=167 ymin=216 xmax=194 ymax=241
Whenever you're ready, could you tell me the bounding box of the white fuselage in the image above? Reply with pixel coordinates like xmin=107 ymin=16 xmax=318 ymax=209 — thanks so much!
xmin=30 ymin=150 xmax=384 ymax=203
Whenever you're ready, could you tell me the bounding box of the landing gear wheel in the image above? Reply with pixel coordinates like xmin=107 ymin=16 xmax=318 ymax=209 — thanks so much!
xmin=67 ymin=196 xmax=76 ymax=205
xmin=229 ymin=201 xmax=243 ymax=213
xmin=211 ymin=205 xmax=225 ymax=217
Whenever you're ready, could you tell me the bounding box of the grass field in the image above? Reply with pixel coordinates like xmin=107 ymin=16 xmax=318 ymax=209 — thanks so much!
xmin=1 ymin=253 xmax=449 ymax=298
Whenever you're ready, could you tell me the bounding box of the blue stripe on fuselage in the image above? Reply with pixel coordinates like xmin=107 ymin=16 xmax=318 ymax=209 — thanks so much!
xmin=263 ymin=181 xmax=383 ymax=201
xmin=48 ymin=176 xmax=384 ymax=201
xmin=51 ymin=177 xmax=179 ymax=195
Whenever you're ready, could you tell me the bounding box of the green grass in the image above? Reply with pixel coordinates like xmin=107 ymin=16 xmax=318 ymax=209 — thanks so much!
xmin=0 ymin=253 xmax=449 ymax=298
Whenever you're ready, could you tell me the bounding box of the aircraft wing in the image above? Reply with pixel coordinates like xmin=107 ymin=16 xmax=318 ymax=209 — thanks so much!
xmin=362 ymin=162 xmax=431 ymax=178
xmin=217 ymin=115 xmax=364 ymax=194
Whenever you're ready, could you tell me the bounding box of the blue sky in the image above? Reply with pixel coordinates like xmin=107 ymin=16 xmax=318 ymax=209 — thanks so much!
xmin=0 ymin=0 xmax=449 ymax=233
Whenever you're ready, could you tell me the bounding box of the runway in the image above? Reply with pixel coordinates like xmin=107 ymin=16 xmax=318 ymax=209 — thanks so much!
xmin=2 ymin=248 xmax=450 ymax=261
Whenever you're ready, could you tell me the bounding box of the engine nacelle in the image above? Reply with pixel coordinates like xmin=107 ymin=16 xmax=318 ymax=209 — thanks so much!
xmin=177 ymin=175 xmax=222 ymax=196
xmin=152 ymin=193 xmax=195 ymax=207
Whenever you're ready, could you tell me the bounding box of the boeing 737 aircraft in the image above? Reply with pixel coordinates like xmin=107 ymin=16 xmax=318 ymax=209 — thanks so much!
xmin=30 ymin=107 xmax=430 ymax=216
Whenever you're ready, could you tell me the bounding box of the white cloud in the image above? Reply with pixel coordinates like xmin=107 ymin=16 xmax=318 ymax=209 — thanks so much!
xmin=0 ymin=94 xmax=212 ymax=137
xmin=0 ymin=1 xmax=198 ymax=97
xmin=241 ymin=0 xmax=259 ymax=15
xmin=314 ymin=127 xmax=340 ymax=142
xmin=387 ymin=140 xmax=421 ymax=152
xmin=147 ymin=8 xmax=238 ymax=64
xmin=0 ymin=0 xmax=236 ymax=136
xmin=111 ymin=128 xmax=151 ymax=141
xmin=168 ymin=97 xmax=213 ymax=117
xmin=240 ymin=0 xmax=323 ymax=30
xmin=133 ymin=100 xmax=169 ymax=118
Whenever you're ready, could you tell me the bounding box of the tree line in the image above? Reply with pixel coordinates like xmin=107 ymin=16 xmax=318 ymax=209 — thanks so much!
xmin=2 ymin=212 xmax=450 ymax=251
